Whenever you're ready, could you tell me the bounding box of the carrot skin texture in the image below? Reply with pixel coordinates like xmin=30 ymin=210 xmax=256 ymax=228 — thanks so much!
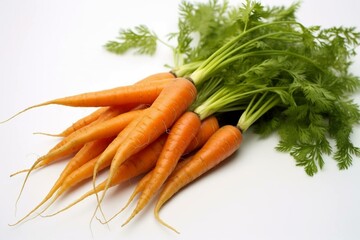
xmin=154 ymin=125 xmax=243 ymax=233
xmin=109 ymin=78 xmax=197 ymax=177
xmin=184 ymin=116 xmax=219 ymax=154
xmin=123 ymin=111 xmax=202 ymax=224
xmin=41 ymin=79 xmax=173 ymax=107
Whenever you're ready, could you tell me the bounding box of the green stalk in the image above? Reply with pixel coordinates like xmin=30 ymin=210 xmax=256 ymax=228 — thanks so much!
xmin=189 ymin=21 xmax=304 ymax=85
xmin=193 ymin=85 xmax=287 ymax=120
xmin=237 ymin=94 xmax=281 ymax=132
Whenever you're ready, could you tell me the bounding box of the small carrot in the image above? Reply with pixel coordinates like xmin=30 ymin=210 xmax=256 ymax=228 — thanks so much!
xmin=9 ymin=137 xmax=114 ymax=225
xmin=154 ymin=125 xmax=243 ymax=233
xmin=98 ymin=78 xmax=197 ymax=211
xmin=122 ymin=111 xmax=201 ymax=226
xmin=43 ymin=134 xmax=168 ymax=218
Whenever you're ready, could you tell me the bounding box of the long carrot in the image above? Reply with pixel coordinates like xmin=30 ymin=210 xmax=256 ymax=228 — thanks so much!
xmin=0 ymin=76 xmax=174 ymax=124
xmin=9 ymin=137 xmax=114 ymax=226
xmin=98 ymin=78 xmax=197 ymax=212
xmin=154 ymin=125 xmax=243 ymax=233
xmin=30 ymin=72 xmax=175 ymax=137
xmin=122 ymin=111 xmax=201 ymax=225
xmin=43 ymin=134 xmax=168 ymax=218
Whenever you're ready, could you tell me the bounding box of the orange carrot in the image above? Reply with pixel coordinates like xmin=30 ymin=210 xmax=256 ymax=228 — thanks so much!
xmin=122 ymin=111 xmax=201 ymax=225
xmin=33 ymin=108 xmax=143 ymax=171
xmin=154 ymin=125 xmax=243 ymax=233
xmin=1 ymin=72 xmax=175 ymax=124
xmin=43 ymin=134 xmax=168 ymax=218
xmin=98 ymin=78 xmax=197 ymax=211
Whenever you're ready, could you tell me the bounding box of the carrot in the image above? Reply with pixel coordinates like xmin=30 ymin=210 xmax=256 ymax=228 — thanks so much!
xmin=122 ymin=111 xmax=201 ymax=226
xmin=98 ymin=78 xmax=197 ymax=212
xmin=154 ymin=125 xmax=243 ymax=233
xmin=43 ymin=134 xmax=168 ymax=218
xmin=9 ymin=137 xmax=114 ymax=226
xmin=33 ymin=108 xmax=144 ymax=171
xmin=0 ymin=77 xmax=173 ymax=124
xmin=12 ymin=105 xmax=136 ymax=210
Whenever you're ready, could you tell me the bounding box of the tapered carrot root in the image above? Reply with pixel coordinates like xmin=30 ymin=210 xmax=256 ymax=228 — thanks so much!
xmin=111 ymin=156 xmax=194 ymax=224
xmin=98 ymin=78 xmax=197 ymax=213
xmin=154 ymin=125 xmax=243 ymax=233
xmin=9 ymin=138 xmax=113 ymax=226
xmin=0 ymin=74 xmax=174 ymax=124
xmin=43 ymin=134 xmax=168 ymax=218
xmin=122 ymin=111 xmax=201 ymax=226
xmin=9 ymin=106 xmax=126 ymax=178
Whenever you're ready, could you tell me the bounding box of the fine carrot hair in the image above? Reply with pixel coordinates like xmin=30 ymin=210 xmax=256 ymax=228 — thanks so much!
xmin=44 ymin=134 xmax=168 ymax=218
xmin=11 ymin=105 xmax=131 ymax=209
xmin=9 ymin=137 xmax=113 ymax=226
xmin=98 ymin=78 xmax=197 ymax=211
xmin=154 ymin=125 xmax=243 ymax=233
xmin=122 ymin=111 xmax=201 ymax=226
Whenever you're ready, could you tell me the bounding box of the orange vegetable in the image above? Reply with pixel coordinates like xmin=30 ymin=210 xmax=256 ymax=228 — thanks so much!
xmin=97 ymin=78 xmax=197 ymax=210
xmin=154 ymin=125 xmax=243 ymax=233
xmin=122 ymin=111 xmax=201 ymax=225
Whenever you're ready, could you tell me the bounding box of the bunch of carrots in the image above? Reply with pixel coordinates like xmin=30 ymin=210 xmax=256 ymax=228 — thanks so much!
xmin=2 ymin=0 xmax=360 ymax=234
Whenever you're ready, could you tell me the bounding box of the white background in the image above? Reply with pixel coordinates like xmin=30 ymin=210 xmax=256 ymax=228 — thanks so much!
xmin=1 ymin=0 xmax=359 ymax=239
